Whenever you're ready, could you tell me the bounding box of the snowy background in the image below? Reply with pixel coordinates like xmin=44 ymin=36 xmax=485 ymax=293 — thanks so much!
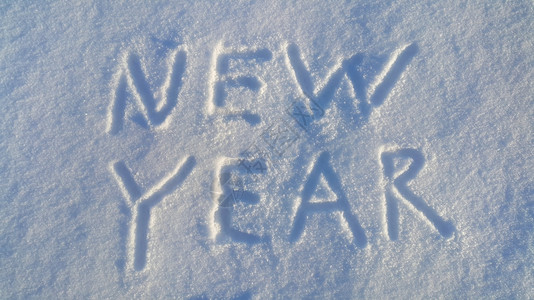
xmin=1 ymin=1 xmax=533 ymax=298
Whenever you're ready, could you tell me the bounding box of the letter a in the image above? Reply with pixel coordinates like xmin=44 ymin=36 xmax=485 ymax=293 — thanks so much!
xmin=290 ymin=152 xmax=367 ymax=247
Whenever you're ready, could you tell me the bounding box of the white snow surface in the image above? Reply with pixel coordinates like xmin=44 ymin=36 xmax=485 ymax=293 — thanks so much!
xmin=1 ymin=1 xmax=533 ymax=298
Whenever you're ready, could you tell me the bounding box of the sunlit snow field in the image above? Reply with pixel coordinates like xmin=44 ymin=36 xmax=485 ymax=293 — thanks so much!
xmin=1 ymin=1 xmax=533 ymax=298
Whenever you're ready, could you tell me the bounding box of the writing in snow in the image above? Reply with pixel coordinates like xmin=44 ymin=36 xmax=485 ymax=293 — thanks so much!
xmin=106 ymin=40 xmax=452 ymax=272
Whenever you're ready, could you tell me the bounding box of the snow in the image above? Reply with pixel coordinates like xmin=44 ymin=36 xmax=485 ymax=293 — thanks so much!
xmin=1 ymin=1 xmax=533 ymax=298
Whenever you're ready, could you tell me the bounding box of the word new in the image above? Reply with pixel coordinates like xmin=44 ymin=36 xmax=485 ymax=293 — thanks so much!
xmin=106 ymin=42 xmax=418 ymax=133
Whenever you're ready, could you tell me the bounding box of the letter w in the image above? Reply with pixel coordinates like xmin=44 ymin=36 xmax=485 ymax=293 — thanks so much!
xmin=107 ymin=48 xmax=187 ymax=134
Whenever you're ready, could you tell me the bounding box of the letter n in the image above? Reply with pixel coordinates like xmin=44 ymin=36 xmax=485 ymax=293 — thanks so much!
xmin=107 ymin=47 xmax=187 ymax=134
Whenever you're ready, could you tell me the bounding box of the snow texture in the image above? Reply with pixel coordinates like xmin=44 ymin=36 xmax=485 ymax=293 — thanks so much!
xmin=1 ymin=1 xmax=533 ymax=298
